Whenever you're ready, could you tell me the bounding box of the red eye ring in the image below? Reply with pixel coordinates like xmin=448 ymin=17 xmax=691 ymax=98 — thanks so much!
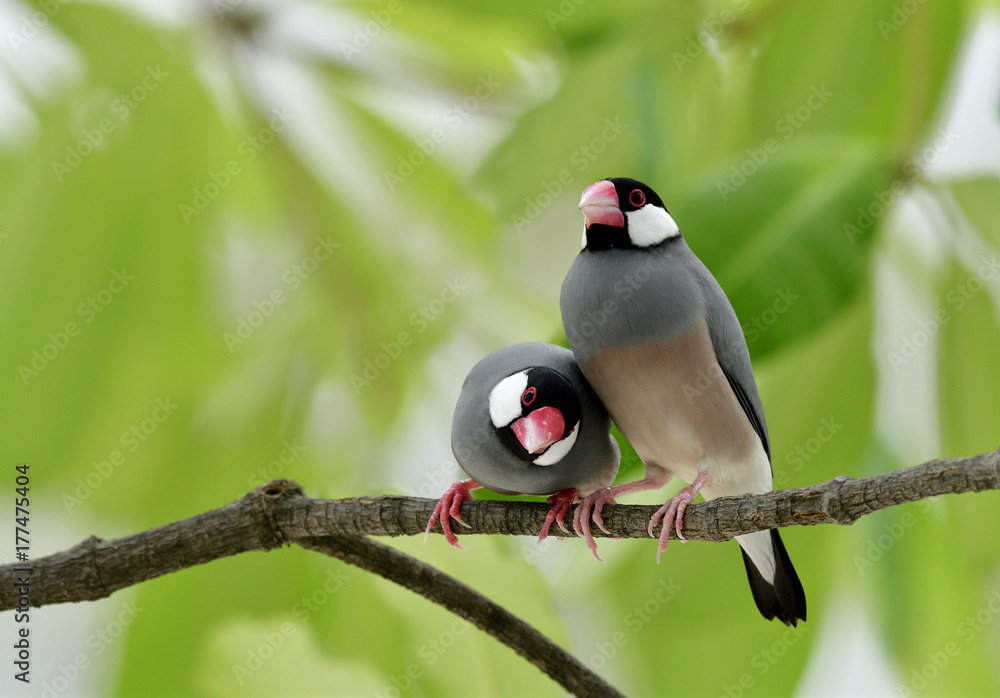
xmin=629 ymin=189 xmax=645 ymax=207
xmin=521 ymin=387 xmax=536 ymax=406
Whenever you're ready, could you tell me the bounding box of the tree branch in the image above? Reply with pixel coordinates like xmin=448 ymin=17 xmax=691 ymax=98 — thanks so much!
xmin=1 ymin=450 xmax=997 ymax=694
xmin=2 ymin=449 xmax=998 ymax=612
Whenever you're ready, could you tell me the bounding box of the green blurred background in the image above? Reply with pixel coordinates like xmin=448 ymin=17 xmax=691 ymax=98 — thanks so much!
xmin=2 ymin=0 xmax=1000 ymax=695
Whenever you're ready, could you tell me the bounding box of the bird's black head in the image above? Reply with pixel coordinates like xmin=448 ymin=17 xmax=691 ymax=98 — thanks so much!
xmin=578 ymin=177 xmax=681 ymax=251
xmin=488 ymin=366 xmax=582 ymax=464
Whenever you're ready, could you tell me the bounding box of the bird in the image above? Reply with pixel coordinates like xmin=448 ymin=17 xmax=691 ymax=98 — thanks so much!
xmin=426 ymin=342 xmax=620 ymax=558
xmin=559 ymin=177 xmax=806 ymax=625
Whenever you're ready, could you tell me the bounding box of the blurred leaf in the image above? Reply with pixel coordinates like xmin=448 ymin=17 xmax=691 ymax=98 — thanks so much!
xmin=678 ymin=136 xmax=893 ymax=357
xmin=198 ymin=618 xmax=385 ymax=697
xmin=950 ymin=177 xmax=1000 ymax=250
xmin=937 ymin=258 xmax=1000 ymax=459
xmin=749 ymin=0 xmax=965 ymax=150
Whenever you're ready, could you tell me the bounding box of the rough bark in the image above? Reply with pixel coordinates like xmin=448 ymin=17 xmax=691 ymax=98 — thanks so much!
xmin=2 ymin=449 xmax=997 ymax=611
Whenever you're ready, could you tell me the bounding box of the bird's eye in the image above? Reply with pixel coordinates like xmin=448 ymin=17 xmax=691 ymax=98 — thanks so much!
xmin=629 ymin=189 xmax=646 ymax=207
xmin=521 ymin=387 xmax=536 ymax=406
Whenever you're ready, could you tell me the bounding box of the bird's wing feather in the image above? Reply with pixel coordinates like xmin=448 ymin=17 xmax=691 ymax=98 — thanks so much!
xmin=693 ymin=257 xmax=771 ymax=462
xmin=720 ymin=366 xmax=769 ymax=461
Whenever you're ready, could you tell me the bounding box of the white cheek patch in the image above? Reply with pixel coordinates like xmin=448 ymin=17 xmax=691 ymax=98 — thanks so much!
xmin=489 ymin=371 xmax=528 ymax=428
xmin=626 ymin=206 xmax=680 ymax=247
xmin=581 ymin=225 xmax=588 ymax=250
xmin=533 ymin=422 xmax=579 ymax=466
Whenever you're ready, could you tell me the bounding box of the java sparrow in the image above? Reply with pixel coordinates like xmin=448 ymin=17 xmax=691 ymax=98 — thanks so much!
xmin=426 ymin=342 xmax=620 ymax=558
xmin=560 ymin=177 xmax=806 ymax=625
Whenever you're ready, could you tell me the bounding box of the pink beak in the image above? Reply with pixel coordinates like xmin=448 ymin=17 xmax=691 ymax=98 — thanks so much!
xmin=579 ymin=180 xmax=624 ymax=228
xmin=511 ymin=406 xmax=566 ymax=454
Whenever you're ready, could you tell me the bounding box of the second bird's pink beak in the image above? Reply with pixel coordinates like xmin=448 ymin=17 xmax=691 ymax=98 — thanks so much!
xmin=579 ymin=180 xmax=624 ymax=228
xmin=511 ymin=407 xmax=566 ymax=454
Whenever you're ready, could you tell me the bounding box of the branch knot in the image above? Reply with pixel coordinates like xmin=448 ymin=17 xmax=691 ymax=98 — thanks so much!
xmin=249 ymin=479 xmax=307 ymax=549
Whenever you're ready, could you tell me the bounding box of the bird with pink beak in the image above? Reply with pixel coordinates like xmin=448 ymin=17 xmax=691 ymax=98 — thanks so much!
xmin=561 ymin=176 xmax=806 ymax=625
xmin=426 ymin=343 xmax=620 ymax=556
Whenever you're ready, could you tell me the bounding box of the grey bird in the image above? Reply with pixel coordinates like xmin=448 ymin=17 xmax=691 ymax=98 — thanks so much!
xmin=426 ymin=342 xmax=620 ymax=557
xmin=559 ymin=177 xmax=806 ymax=625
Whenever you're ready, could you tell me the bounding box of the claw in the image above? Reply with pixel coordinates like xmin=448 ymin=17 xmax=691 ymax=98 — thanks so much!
xmin=556 ymin=512 xmax=571 ymax=536
xmin=652 ymin=498 xmax=679 ymax=564
xmin=592 ymin=497 xmax=611 ymax=536
xmin=572 ymin=501 xmax=585 ymax=539
xmin=675 ymin=497 xmax=690 ymax=542
xmin=448 ymin=494 xmax=472 ymax=529
xmin=647 ymin=515 xmax=658 ymax=539
xmin=648 ymin=473 xmax=711 ymax=563
xmin=426 ymin=479 xmax=481 ymax=550
xmin=656 ymin=527 xmax=670 ymax=563
xmin=579 ymin=505 xmax=605 ymax=563
xmin=537 ymin=488 xmax=576 ymax=546
xmin=424 ymin=502 xmax=442 ymax=542
xmin=571 ymin=487 xmax=616 ymax=563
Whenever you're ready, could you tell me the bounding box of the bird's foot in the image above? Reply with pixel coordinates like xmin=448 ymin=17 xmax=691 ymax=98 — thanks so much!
xmin=573 ymin=487 xmax=617 ymax=563
xmin=537 ymin=488 xmax=576 ymax=546
xmin=425 ymin=479 xmax=480 ymax=550
xmin=648 ymin=475 xmax=709 ymax=563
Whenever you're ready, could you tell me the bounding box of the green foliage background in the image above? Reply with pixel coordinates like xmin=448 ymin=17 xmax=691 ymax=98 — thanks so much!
xmin=2 ymin=0 xmax=999 ymax=695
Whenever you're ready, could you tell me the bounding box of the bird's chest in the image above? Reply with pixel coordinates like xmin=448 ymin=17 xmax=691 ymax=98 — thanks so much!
xmin=561 ymin=247 xmax=704 ymax=360
xmin=579 ymin=321 xmax=760 ymax=481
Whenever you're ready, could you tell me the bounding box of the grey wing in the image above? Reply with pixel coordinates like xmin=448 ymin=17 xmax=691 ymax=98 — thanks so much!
xmin=695 ymin=261 xmax=771 ymax=463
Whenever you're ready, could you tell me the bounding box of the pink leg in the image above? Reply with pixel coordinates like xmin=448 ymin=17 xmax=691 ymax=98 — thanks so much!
xmin=425 ymin=479 xmax=483 ymax=550
xmin=568 ymin=471 xmax=671 ymax=563
xmin=536 ymin=488 xmax=576 ymax=546
xmin=648 ymin=472 xmax=712 ymax=563
xmin=572 ymin=487 xmax=618 ymax=563
xmin=607 ymin=472 xmax=672 ymax=499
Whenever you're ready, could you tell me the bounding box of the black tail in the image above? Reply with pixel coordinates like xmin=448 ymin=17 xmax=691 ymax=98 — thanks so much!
xmin=740 ymin=529 xmax=806 ymax=626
